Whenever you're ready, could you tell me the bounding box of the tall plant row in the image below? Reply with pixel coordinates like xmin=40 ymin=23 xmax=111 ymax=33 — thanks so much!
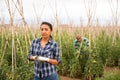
xmin=0 ymin=26 xmax=120 ymax=80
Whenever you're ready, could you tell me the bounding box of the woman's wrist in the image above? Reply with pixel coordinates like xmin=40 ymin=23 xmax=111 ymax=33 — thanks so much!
xmin=30 ymin=56 xmax=37 ymax=60
xmin=49 ymin=59 xmax=58 ymax=65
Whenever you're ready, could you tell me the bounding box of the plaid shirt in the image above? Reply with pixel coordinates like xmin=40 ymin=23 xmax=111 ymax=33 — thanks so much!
xmin=28 ymin=38 xmax=61 ymax=78
xmin=74 ymin=37 xmax=90 ymax=49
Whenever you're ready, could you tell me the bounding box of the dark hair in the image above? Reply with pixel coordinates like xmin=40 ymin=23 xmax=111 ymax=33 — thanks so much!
xmin=40 ymin=21 xmax=53 ymax=31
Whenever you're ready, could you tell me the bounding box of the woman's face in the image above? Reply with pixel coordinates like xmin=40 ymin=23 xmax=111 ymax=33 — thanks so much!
xmin=40 ymin=24 xmax=52 ymax=39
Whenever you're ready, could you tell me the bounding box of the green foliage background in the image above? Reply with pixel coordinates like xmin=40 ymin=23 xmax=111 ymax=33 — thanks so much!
xmin=0 ymin=26 xmax=120 ymax=80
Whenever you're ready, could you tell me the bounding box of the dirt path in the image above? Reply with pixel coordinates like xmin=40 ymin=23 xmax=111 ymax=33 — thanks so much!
xmin=104 ymin=67 xmax=120 ymax=74
xmin=60 ymin=67 xmax=120 ymax=80
xmin=60 ymin=76 xmax=80 ymax=80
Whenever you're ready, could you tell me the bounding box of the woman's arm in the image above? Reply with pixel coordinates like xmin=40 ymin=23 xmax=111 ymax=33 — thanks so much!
xmin=34 ymin=56 xmax=59 ymax=65
xmin=27 ymin=39 xmax=36 ymax=61
xmin=48 ymin=59 xmax=58 ymax=65
xmin=51 ymin=42 xmax=61 ymax=65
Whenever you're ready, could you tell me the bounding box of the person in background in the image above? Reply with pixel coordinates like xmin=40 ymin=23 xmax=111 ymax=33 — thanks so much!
xmin=74 ymin=34 xmax=90 ymax=76
xmin=74 ymin=34 xmax=90 ymax=50
xmin=28 ymin=21 xmax=61 ymax=80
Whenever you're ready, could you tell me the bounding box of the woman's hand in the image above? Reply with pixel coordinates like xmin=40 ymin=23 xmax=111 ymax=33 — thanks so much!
xmin=30 ymin=56 xmax=58 ymax=65
xmin=30 ymin=55 xmax=37 ymax=61
xmin=49 ymin=59 xmax=58 ymax=65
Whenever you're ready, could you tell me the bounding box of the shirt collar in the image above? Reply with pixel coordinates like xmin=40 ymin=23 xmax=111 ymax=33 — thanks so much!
xmin=39 ymin=37 xmax=53 ymax=43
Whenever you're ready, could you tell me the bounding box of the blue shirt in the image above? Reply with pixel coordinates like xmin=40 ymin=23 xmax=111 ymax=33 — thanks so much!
xmin=28 ymin=38 xmax=61 ymax=78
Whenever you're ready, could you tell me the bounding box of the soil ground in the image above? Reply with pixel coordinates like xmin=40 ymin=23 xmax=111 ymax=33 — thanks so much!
xmin=60 ymin=67 xmax=120 ymax=80
xmin=60 ymin=76 xmax=80 ymax=80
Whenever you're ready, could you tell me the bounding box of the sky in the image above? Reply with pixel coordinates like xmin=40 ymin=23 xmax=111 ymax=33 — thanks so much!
xmin=0 ymin=0 xmax=120 ymax=25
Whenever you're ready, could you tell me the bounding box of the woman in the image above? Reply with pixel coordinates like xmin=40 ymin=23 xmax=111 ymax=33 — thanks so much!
xmin=28 ymin=22 xmax=61 ymax=80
